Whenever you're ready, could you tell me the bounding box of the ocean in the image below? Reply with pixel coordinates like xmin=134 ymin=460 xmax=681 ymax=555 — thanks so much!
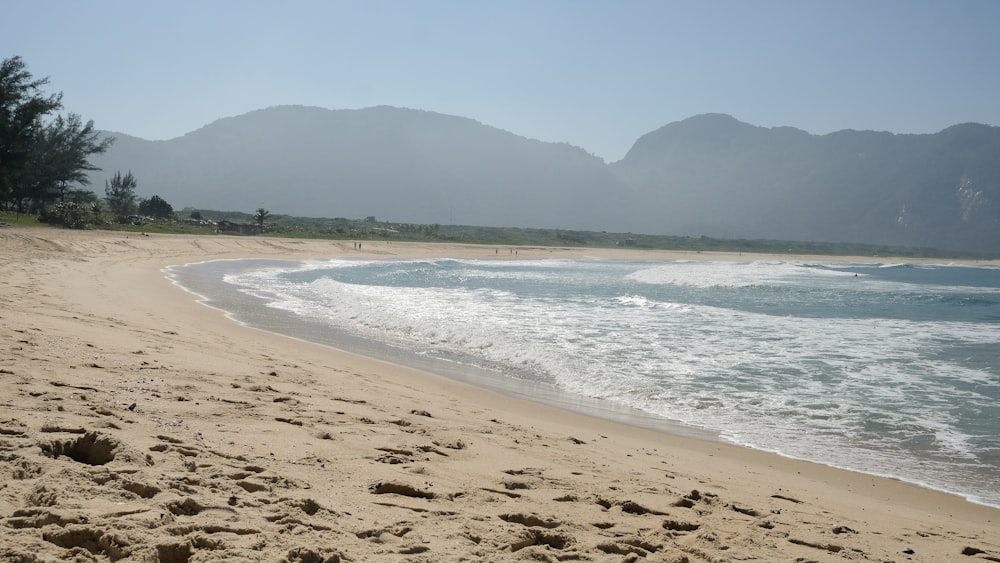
xmin=167 ymin=256 xmax=1000 ymax=508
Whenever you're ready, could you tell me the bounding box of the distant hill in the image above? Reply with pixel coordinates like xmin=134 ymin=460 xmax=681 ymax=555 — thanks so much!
xmin=88 ymin=106 xmax=1000 ymax=253
xmin=89 ymin=105 xmax=634 ymax=232
xmin=612 ymin=113 xmax=1000 ymax=253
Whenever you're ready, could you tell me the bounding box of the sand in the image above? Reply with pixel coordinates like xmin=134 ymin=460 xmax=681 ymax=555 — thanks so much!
xmin=1 ymin=226 xmax=997 ymax=563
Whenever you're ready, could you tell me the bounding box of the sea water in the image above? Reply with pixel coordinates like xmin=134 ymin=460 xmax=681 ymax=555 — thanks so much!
xmin=168 ymin=257 xmax=1000 ymax=508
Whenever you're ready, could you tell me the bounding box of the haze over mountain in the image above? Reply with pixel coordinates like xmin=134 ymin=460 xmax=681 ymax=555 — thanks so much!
xmin=92 ymin=106 xmax=634 ymax=232
xmin=88 ymin=105 xmax=1000 ymax=253
xmin=613 ymin=114 xmax=1000 ymax=252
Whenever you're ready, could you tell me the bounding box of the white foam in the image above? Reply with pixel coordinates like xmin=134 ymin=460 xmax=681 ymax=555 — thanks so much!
xmin=212 ymin=257 xmax=1000 ymax=508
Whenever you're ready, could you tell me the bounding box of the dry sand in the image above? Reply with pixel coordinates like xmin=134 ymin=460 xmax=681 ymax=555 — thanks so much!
xmin=1 ymin=226 xmax=997 ymax=563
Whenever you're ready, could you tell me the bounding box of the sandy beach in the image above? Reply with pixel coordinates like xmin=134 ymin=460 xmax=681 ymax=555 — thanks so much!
xmin=1 ymin=226 xmax=997 ymax=563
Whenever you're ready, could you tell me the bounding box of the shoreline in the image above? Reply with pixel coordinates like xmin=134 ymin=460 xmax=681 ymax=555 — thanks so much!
xmin=168 ymin=255 xmax=1000 ymax=509
xmin=2 ymin=227 xmax=998 ymax=562
xmin=165 ymin=258 xmax=727 ymax=442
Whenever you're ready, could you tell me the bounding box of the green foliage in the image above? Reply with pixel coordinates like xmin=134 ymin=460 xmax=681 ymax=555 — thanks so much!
xmin=39 ymin=201 xmax=90 ymax=229
xmin=90 ymin=200 xmax=103 ymax=223
xmin=138 ymin=194 xmax=174 ymax=219
xmin=65 ymin=187 xmax=98 ymax=205
xmin=0 ymin=56 xmax=112 ymax=213
xmin=253 ymin=207 xmax=270 ymax=229
xmin=0 ymin=210 xmax=43 ymax=227
xmin=104 ymin=170 xmax=138 ymax=221
xmin=1 ymin=56 xmax=62 ymax=200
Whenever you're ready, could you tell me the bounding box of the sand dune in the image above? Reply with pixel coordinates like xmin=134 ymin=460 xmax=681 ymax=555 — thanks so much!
xmin=1 ymin=227 xmax=997 ymax=562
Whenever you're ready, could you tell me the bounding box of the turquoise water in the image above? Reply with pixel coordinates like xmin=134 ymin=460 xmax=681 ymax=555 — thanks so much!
xmin=169 ymin=258 xmax=1000 ymax=507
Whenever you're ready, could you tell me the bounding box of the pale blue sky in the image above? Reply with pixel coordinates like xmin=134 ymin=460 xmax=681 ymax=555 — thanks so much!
xmin=5 ymin=0 xmax=998 ymax=161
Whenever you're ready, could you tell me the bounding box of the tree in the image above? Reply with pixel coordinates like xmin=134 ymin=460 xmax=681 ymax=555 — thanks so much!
xmin=105 ymin=170 xmax=137 ymax=221
xmin=65 ymin=187 xmax=98 ymax=205
xmin=138 ymin=194 xmax=173 ymax=219
xmin=1 ymin=56 xmax=62 ymax=201
xmin=7 ymin=113 xmax=113 ymax=212
xmin=39 ymin=201 xmax=89 ymax=229
xmin=90 ymin=200 xmax=103 ymax=224
xmin=254 ymin=207 xmax=270 ymax=231
xmin=0 ymin=56 xmax=113 ymax=212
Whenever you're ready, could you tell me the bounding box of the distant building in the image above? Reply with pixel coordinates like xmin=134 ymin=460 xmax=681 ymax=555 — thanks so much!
xmin=216 ymin=220 xmax=260 ymax=235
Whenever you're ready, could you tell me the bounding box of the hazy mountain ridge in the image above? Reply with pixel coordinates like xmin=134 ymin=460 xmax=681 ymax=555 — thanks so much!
xmin=613 ymin=115 xmax=999 ymax=251
xmin=93 ymin=105 xmax=632 ymax=231
xmin=89 ymin=106 xmax=999 ymax=252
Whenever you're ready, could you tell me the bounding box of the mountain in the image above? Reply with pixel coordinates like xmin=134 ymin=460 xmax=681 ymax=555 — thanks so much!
xmin=87 ymin=106 xmax=1000 ymax=253
xmin=89 ymin=105 xmax=634 ymax=231
xmin=612 ymin=114 xmax=1000 ymax=252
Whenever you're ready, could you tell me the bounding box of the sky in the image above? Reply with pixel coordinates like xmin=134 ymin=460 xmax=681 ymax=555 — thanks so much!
xmin=4 ymin=0 xmax=999 ymax=162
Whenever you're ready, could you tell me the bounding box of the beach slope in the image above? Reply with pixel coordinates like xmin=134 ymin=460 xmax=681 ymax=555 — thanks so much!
xmin=1 ymin=227 xmax=997 ymax=562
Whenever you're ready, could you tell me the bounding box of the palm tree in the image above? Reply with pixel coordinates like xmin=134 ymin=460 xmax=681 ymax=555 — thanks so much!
xmin=253 ymin=207 xmax=270 ymax=232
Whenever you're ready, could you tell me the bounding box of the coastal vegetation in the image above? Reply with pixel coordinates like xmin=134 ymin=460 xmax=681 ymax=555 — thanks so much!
xmin=0 ymin=56 xmax=112 ymax=218
xmin=2 ymin=207 xmax=991 ymax=261
xmin=0 ymin=56 xmax=179 ymax=230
